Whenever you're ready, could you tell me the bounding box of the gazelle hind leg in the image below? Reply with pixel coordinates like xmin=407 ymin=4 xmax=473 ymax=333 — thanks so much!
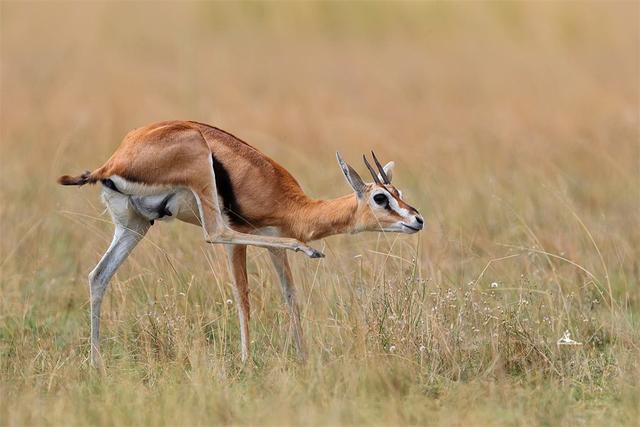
xmin=268 ymin=248 xmax=307 ymax=362
xmin=88 ymin=217 xmax=149 ymax=368
xmin=191 ymin=161 xmax=324 ymax=258
xmin=225 ymin=245 xmax=251 ymax=363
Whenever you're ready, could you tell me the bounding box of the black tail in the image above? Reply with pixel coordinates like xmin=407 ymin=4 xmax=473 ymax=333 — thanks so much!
xmin=57 ymin=170 xmax=96 ymax=186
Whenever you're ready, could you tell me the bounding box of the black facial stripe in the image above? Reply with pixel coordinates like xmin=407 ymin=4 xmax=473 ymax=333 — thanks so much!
xmin=389 ymin=192 xmax=417 ymax=216
xmin=211 ymin=154 xmax=243 ymax=225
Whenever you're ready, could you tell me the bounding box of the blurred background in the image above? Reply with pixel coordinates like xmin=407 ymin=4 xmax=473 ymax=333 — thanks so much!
xmin=1 ymin=2 xmax=638 ymax=425
xmin=2 ymin=1 xmax=637 ymax=293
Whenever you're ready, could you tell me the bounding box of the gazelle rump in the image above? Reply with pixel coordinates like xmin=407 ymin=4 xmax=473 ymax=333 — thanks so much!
xmin=58 ymin=120 xmax=424 ymax=365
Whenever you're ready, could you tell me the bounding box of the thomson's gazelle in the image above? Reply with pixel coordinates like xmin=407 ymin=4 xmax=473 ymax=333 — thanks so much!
xmin=58 ymin=120 xmax=424 ymax=365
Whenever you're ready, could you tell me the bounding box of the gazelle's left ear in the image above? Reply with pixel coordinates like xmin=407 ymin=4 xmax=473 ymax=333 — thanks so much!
xmin=336 ymin=152 xmax=366 ymax=198
xmin=380 ymin=161 xmax=394 ymax=183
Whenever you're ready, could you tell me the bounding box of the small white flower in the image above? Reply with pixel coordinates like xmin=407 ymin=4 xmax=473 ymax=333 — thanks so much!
xmin=419 ymin=345 xmax=426 ymax=352
xmin=557 ymin=330 xmax=582 ymax=346
xmin=490 ymin=282 xmax=499 ymax=289
xmin=226 ymin=299 xmax=233 ymax=305
xmin=389 ymin=345 xmax=396 ymax=352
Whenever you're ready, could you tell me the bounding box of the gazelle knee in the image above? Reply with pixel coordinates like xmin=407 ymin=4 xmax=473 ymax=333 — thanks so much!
xmin=88 ymin=269 xmax=100 ymax=290
xmin=88 ymin=269 xmax=106 ymax=304
xmin=206 ymin=227 xmax=246 ymax=244
xmin=201 ymin=225 xmax=227 ymax=241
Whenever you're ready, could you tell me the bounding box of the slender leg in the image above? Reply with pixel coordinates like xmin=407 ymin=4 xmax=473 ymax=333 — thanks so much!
xmin=88 ymin=220 xmax=149 ymax=367
xmin=213 ymin=229 xmax=324 ymax=258
xmin=268 ymin=248 xmax=306 ymax=362
xmin=225 ymin=245 xmax=251 ymax=363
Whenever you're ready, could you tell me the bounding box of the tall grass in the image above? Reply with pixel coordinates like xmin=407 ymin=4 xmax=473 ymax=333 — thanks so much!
xmin=1 ymin=2 xmax=638 ymax=425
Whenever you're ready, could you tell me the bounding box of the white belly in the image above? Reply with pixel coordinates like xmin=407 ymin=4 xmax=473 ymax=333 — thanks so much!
xmin=102 ymin=176 xmax=206 ymax=227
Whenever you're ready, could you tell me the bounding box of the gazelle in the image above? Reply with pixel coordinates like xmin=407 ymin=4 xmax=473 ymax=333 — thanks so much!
xmin=58 ymin=120 xmax=424 ymax=365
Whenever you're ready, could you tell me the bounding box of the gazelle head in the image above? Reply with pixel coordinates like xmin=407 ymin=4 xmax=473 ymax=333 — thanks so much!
xmin=336 ymin=151 xmax=425 ymax=234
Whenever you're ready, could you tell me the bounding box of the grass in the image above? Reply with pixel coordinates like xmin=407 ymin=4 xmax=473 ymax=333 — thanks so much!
xmin=1 ymin=2 xmax=638 ymax=426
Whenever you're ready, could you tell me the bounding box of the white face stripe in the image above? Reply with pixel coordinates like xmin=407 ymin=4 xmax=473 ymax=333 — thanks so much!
xmin=371 ymin=189 xmax=411 ymax=218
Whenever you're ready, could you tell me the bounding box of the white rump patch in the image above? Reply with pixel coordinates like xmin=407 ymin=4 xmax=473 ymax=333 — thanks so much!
xmin=102 ymin=176 xmax=200 ymax=226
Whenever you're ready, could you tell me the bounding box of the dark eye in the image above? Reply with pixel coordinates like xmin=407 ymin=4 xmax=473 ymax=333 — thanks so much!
xmin=373 ymin=193 xmax=388 ymax=206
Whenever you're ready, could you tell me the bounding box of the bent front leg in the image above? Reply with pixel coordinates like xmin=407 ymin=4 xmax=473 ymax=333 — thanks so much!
xmin=188 ymin=155 xmax=325 ymax=258
xmin=192 ymin=186 xmax=324 ymax=258
xmin=268 ymin=248 xmax=307 ymax=362
xmin=213 ymin=230 xmax=324 ymax=258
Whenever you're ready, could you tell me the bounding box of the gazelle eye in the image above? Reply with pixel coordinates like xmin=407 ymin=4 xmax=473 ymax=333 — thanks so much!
xmin=373 ymin=193 xmax=388 ymax=206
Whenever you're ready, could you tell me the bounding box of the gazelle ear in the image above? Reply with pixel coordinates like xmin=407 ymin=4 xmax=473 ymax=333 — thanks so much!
xmin=336 ymin=152 xmax=366 ymax=198
xmin=381 ymin=161 xmax=394 ymax=183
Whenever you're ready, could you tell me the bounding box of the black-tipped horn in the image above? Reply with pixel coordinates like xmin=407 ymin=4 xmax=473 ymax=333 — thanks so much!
xmin=362 ymin=154 xmax=381 ymax=184
xmin=371 ymin=151 xmax=390 ymax=184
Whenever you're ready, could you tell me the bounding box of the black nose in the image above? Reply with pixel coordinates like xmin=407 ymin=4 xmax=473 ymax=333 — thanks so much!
xmin=415 ymin=216 xmax=424 ymax=225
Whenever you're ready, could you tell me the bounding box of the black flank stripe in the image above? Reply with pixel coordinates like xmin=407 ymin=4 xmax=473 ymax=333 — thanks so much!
xmin=211 ymin=154 xmax=243 ymax=225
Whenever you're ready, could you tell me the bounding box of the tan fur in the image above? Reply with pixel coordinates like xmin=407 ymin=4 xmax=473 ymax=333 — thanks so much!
xmin=227 ymin=245 xmax=250 ymax=362
xmin=59 ymin=120 xmax=418 ymax=242
xmin=59 ymin=120 xmax=423 ymax=365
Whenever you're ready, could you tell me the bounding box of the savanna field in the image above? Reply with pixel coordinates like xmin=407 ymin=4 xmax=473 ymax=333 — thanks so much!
xmin=1 ymin=2 xmax=638 ymax=426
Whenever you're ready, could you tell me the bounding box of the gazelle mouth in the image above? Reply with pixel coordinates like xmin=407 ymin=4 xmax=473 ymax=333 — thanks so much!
xmin=401 ymin=223 xmax=421 ymax=232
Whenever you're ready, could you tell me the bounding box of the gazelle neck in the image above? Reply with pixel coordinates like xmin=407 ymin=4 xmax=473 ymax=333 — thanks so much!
xmin=289 ymin=194 xmax=360 ymax=242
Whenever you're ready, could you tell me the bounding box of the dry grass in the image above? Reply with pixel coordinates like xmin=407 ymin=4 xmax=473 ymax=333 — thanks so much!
xmin=1 ymin=2 xmax=638 ymax=426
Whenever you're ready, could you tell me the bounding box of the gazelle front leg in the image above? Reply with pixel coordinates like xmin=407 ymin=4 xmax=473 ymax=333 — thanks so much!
xmin=192 ymin=185 xmax=324 ymax=258
xmin=214 ymin=231 xmax=324 ymax=258
xmin=268 ymin=248 xmax=307 ymax=362
xmin=88 ymin=220 xmax=149 ymax=368
xmin=225 ymin=245 xmax=251 ymax=363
